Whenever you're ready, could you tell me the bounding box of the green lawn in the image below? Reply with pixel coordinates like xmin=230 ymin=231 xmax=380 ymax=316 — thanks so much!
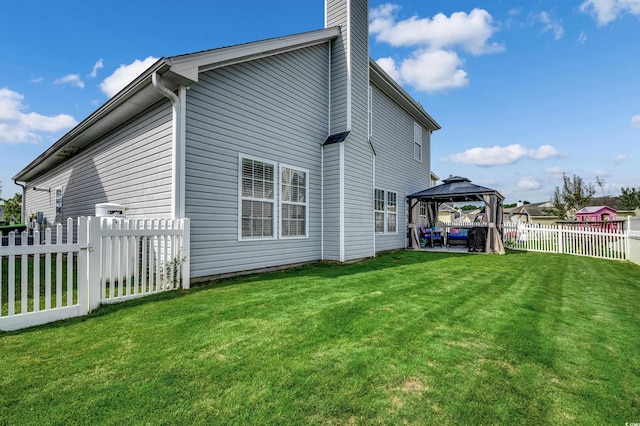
xmin=1 ymin=250 xmax=639 ymax=425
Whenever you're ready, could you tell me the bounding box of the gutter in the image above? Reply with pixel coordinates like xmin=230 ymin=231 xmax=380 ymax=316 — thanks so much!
xmin=13 ymin=180 xmax=27 ymax=224
xmin=152 ymin=72 xmax=187 ymax=220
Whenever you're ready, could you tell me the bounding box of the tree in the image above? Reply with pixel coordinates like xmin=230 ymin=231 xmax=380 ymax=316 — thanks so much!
xmin=595 ymin=176 xmax=611 ymax=206
xmin=552 ymin=173 xmax=595 ymax=220
xmin=619 ymin=187 xmax=640 ymax=209
xmin=2 ymin=193 xmax=23 ymax=224
xmin=459 ymin=204 xmax=482 ymax=211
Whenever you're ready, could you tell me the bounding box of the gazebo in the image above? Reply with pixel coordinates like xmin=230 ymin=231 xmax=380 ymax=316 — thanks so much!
xmin=408 ymin=176 xmax=506 ymax=254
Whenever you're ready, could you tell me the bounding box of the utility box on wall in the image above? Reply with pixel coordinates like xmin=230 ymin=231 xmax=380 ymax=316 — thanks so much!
xmin=95 ymin=203 xmax=126 ymax=217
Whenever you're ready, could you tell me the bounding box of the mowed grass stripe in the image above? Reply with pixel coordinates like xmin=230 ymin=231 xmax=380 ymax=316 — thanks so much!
xmin=1 ymin=250 xmax=639 ymax=425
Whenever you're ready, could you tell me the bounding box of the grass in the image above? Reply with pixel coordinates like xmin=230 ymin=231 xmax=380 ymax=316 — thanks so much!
xmin=1 ymin=250 xmax=639 ymax=425
xmin=1 ymin=256 xmax=76 ymax=315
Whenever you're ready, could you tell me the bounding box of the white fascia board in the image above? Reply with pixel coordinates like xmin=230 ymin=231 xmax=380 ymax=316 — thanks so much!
xmin=168 ymin=27 xmax=340 ymax=82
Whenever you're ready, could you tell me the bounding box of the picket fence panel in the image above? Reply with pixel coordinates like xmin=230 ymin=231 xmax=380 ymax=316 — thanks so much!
xmin=503 ymin=222 xmax=628 ymax=260
xmin=98 ymin=218 xmax=190 ymax=306
xmin=1 ymin=217 xmax=190 ymax=332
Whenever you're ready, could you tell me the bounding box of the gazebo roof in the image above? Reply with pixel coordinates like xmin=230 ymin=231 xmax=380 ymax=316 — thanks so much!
xmin=409 ymin=176 xmax=504 ymax=203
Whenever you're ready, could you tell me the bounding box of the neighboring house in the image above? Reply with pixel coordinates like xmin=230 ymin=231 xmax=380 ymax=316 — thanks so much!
xmin=430 ymin=172 xmax=439 ymax=188
xmin=576 ymin=206 xmax=617 ymax=222
xmin=588 ymin=196 xmax=637 ymax=218
xmin=505 ymin=201 xmax=558 ymax=225
xmin=12 ymin=0 xmax=440 ymax=281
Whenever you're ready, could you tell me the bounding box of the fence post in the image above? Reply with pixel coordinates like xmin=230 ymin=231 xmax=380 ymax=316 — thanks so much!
xmin=181 ymin=218 xmax=191 ymax=290
xmin=77 ymin=217 xmax=89 ymax=316
xmin=87 ymin=217 xmax=102 ymax=311
xmin=557 ymin=223 xmax=563 ymax=254
xmin=627 ymin=216 xmax=631 ymax=259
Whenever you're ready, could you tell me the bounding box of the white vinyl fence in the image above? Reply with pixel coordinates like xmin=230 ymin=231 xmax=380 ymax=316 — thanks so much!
xmin=1 ymin=217 xmax=190 ymax=332
xmin=503 ymin=220 xmax=629 ymax=261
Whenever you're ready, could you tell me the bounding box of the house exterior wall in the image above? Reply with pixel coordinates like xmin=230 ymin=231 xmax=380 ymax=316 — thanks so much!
xmin=371 ymin=84 xmax=431 ymax=252
xmin=322 ymin=142 xmax=342 ymax=261
xmin=184 ymin=44 xmax=330 ymax=278
xmin=343 ymin=0 xmax=376 ymax=261
xmin=326 ymin=0 xmax=375 ymax=262
xmin=24 ymin=102 xmax=174 ymax=226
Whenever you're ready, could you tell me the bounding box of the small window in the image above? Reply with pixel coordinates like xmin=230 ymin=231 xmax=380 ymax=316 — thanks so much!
xmin=374 ymin=189 xmax=385 ymax=234
xmin=374 ymin=188 xmax=398 ymax=235
xmin=281 ymin=166 xmax=308 ymax=238
xmin=387 ymin=191 xmax=397 ymax=234
xmin=414 ymin=122 xmax=422 ymax=162
xmin=240 ymin=157 xmax=275 ymax=239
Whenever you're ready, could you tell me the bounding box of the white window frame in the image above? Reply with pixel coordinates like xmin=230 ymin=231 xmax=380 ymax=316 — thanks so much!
xmin=387 ymin=191 xmax=398 ymax=234
xmin=279 ymin=163 xmax=309 ymax=239
xmin=374 ymin=188 xmax=398 ymax=235
xmin=414 ymin=122 xmax=422 ymax=162
xmin=374 ymin=188 xmax=385 ymax=234
xmin=238 ymin=154 xmax=277 ymax=241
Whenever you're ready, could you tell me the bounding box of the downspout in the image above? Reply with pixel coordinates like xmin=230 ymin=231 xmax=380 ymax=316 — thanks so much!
xmin=13 ymin=180 xmax=27 ymax=224
xmin=152 ymin=72 xmax=185 ymax=220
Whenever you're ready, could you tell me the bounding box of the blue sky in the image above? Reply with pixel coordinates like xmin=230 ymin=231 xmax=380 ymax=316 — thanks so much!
xmin=1 ymin=0 xmax=639 ymax=204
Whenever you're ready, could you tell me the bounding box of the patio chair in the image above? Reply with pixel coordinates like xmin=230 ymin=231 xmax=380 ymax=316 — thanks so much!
xmin=435 ymin=222 xmax=446 ymax=246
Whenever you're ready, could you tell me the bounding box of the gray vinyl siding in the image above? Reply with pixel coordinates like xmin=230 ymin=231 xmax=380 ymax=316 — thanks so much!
xmin=184 ymin=44 xmax=330 ymax=278
xmin=342 ymin=0 xmax=375 ymax=261
xmin=24 ymin=102 xmax=174 ymax=228
xmin=322 ymin=142 xmax=341 ymax=261
xmin=327 ymin=0 xmax=349 ymax=135
xmin=371 ymin=84 xmax=431 ymax=252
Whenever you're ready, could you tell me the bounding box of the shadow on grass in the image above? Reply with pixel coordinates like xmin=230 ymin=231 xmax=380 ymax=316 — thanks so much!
xmin=2 ymin=249 xmax=523 ymax=335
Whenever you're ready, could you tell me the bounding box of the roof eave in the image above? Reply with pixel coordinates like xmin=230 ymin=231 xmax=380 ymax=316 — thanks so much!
xmin=13 ymin=58 xmax=174 ymax=183
xmin=168 ymin=27 xmax=341 ymax=82
xmin=369 ymin=58 xmax=441 ymax=132
xmin=14 ymin=28 xmax=342 ymax=183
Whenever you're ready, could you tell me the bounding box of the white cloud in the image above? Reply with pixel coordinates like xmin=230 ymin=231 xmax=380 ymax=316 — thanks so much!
xmin=0 ymin=87 xmax=77 ymax=144
xmin=378 ymin=49 xmax=469 ymax=92
xmin=447 ymin=144 xmax=562 ymax=166
xmin=580 ymin=0 xmax=640 ymax=26
xmin=613 ymin=154 xmax=627 ymax=163
xmin=447 ymin=144 xmax=528 ymax=166
xmin=528 ymin=145 xmax=561 ymax=160
xmin=592 ymin=169 xmax=611 ymax=177
xmin=370 ymin=5 xmax=504 ymax=55
xmin=369 ymin=4 xmax=503 ymax=93
xmin=29 ymin=77 xmax=43 ymax=84
xmin=539 ymin=11 xmax=564 ymax=39
xmin=89 ymin=59 xmax=104 ymax=78
xmin=631 ymin=114 xmax=640 ymax=127
xmin=577 ymin=31 xmax=588 ymax=44
xmin=53 ymin=74 xmax=84 ymax=89
xmin=545 ymin=167 xmax=565 ymax=178
xmin=375 ymin=57 xmax=402 ymax=82
xmin=100 ymin=56 xmax=158 ymax=98
xmin=518 ymin=177 xmax=542 ymax=190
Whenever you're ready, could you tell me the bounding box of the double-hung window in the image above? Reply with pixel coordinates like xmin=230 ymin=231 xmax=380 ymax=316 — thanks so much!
xmin=374 ymin=188 xmax=398 ymax=235
xmin=414 ymin=122 xmax=422 ymax=162
xmin=374 ymin=189 xmax=385 ymax=234
xmin=280 ymin=165 xmax=308 ymax=238
xmin=240 ymin=157 xmax=276 ymax=239
xmin=387 ymin=192 xmax=397 ymax=233
xmin=239 ymin=155 xmax=308 ymax=240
